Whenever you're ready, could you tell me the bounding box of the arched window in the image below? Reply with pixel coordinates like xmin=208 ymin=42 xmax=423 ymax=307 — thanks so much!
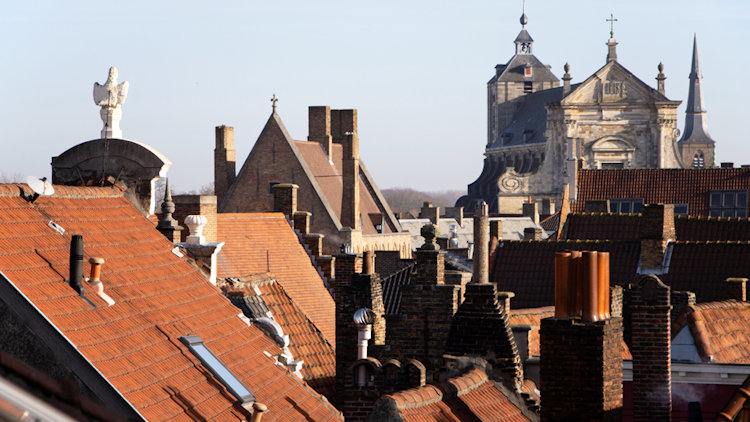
xmin=692 ymin=151 xmax=705 ymax=168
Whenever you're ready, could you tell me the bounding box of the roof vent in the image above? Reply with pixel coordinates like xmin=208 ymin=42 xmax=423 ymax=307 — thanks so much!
xmin=69 ymin=235 xmax=84 ymax=295
xmin=721 ymin=162 xmax=735 ymax=168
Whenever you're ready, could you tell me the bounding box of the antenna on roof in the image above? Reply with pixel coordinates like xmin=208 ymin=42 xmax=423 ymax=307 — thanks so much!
xmin=20 ymin=176 xmax=54 ymax=203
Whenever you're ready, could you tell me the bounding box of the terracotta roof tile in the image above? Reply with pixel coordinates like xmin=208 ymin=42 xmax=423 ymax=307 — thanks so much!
xmin=575 ymin=168 xmax=750 ymax=216
xmin=0 ymin=184 xmax=342 ymax=421
xmin=380 ymin=368 xmax=533 ymax=422
xmin=216 ymin=213 xmax=336 ymax=344
xmin=225 ymin=278 xmax=336 ymax=399
xmin=673 ymin=301 xmax=750 ymax=364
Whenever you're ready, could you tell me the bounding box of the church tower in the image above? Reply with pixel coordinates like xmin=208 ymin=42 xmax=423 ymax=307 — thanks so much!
xmin=486 ymin=9 xmax=559 ymax=147
xmin=678 ymin=35 xmax=716 ymax=168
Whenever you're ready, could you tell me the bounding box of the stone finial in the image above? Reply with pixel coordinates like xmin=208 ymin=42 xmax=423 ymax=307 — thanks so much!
xmin=564 ymin=62 xmax=571 ymax=74
xmin=420 ymin=223 xmax=439 ymax=250
xmin=156 ymin=178 xmax=183 ymax=242
xmin=185 ymin=215 xmax=208 ymax=245
xmin=656 ymin=62 xmax=666 ymax=95
xmin=93 ymin=66 xmax=129 ymax=139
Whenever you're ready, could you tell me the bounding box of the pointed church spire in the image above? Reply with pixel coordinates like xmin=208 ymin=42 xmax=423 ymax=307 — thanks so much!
xmin=678 ymin=34 xmax=716 ymax=168
xmin=680 ymin=35 xmax=715 ymax=145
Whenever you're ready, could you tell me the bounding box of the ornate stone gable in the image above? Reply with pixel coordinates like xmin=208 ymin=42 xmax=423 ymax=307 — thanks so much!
xmin=562 ymin=61 xmax=670 ymax=106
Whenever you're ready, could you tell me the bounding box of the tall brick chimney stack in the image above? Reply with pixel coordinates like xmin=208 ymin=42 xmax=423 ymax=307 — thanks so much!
xmin=639 ymin=204 xmax=676 ymax=271
xmin=214 ymin=126 xmax=236 ymax=205
xmin=630 ymin=275 xmax=672 ymax=421
xmin=331 ymin=109 xmax=357 ymax=143
xmin=541 ymin=251 xmax=622 ymax=421
xmin=308 ymin=106 xmax=333 ymax=158
xmin=341 ymin=132 xmax=360 ymax=230
xmin=473 ymin=201 xmax=489 ymax=284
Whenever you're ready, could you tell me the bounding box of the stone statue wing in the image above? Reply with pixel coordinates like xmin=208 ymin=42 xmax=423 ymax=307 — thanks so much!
xmin=93 ymin=82 xmax=108 ymax=106
xmin=117 ymin=81 xmax=129 ymax=105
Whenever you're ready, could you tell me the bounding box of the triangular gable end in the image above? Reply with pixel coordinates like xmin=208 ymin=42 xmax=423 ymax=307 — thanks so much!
xmin=221 ymin=113 xmax=344 ymax=231
xmin=562 ymin=61 xmax=676 ymax=106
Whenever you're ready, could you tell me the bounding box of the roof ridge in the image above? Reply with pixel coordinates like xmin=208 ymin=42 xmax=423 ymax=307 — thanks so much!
xmin=386 ymin=384 xmax=444 ymax=409
xmin=6 ymin=183 xmax=125 ymax=199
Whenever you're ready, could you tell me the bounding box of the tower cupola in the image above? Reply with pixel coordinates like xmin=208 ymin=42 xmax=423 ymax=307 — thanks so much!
xmin=514 ymin=9 xmax=533 ymax=54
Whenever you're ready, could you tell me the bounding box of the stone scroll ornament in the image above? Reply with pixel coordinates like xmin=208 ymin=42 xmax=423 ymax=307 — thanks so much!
xmin=93 ymin=67 xmax=129 ymax=139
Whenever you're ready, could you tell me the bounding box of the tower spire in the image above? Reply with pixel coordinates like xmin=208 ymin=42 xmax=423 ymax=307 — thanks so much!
xmin=514 ymin=5 xmax=533 ymax=54
xmin=678 ymin=34 xmax=716 ymax=168
xmin=605 ymin=13 xmax=618 ymax=63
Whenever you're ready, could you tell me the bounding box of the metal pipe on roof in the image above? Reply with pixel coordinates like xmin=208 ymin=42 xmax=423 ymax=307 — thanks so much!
xmin=69 ymin=235 xmax=83 ymax=295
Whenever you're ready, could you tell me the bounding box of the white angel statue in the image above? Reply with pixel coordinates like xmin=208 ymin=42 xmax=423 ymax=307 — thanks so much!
xmin=93 ymin=67 xmax=129 ymax=139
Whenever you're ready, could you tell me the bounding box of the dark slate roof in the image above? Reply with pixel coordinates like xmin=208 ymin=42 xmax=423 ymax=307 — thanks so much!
xmin=488 ymin=86 xmax=579 ymax=149
xmin=574 ymin=168 xmax=750 ymax=216
xmin=661 ymin=242 xmax=750 ymax=303
xmin=491 ymin=240 xmax=640 ymax=309
xmin=489 ymin=53 xmax=558 ymax=84
xmin=566 ymin=212 xmax=750 ymax=242
xmin=514 ymin=29 xmax=533 ymax=44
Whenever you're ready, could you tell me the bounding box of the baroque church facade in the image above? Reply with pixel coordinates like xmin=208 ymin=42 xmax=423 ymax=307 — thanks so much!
xmin=457 ymin=12 xmax=716 ymax=213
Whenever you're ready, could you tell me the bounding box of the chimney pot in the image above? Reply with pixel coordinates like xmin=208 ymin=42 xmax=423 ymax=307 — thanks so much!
xmin=88 ymin=257 xmax=105 ymax=283
xmin=184 ymin=214 xmax=208 ymax=245
xmin=498 ymin=291 xmax=514 ymax=315
xmin=362 ymin=250 xmax=375 ymax=275
xmin=250 ymin=402 xmax=268 ymax=422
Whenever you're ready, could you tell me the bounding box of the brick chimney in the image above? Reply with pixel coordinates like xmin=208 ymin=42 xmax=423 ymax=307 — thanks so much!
xmin=726 ymin=278 xmax=747 ymax=301
xmin=308 ymin=106 xmax=333 ymax=158
xmin=541 ymin=250 xmax=622 ymax=421
xmin=473 ymin=201 xmax=489 ymax=284
xmin=272 ymin=183 xmax=298 ymax=217
xmin=523 ymin=227 xmax=543 ymax=240
xmin=214 ymin=126 xmax=236 ymax=205
xmin=172 ymin=195 xmax=217 ymax=243
xmin=522 ymin=202 xmax=539 ymax=225
xmin=331 ymin=109 xmax=357 ymax=144
xmin=639 ymin=204 xmax=676 ymax=272
xmin=420 ymin=202 xmax=440 ymax=225
xmin=630 ymin=275 xmax=672 ymax=421
xmin=341 ymin=133 xmax=360 ymax=230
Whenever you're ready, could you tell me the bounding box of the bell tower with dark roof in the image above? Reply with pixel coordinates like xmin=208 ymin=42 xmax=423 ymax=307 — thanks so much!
xmin=487 ymin=9 xmax=559 ymax=147
xmin=678 ymin=35 xmax=716 ymax=168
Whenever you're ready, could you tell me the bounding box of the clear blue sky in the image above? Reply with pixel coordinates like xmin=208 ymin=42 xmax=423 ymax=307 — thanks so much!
xmin=1 ymin=1 xmax=748 ymax=192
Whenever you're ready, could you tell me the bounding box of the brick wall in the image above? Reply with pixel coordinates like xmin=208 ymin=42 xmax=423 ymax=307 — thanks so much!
xmin=172 ymin=195 xmax=217 ymax=243
xmin=639 ymin=204 xmax=676 ymax=271
xmin=630 ymin=275 xmax=672 ymax=421
xmin=214 ymin=125 xmax=236 ymax=204
xmin=540 ymin=317 xmax=623 ymax=421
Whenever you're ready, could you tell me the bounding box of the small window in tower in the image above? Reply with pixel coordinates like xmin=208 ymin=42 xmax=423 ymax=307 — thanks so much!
xmin=524 ymin=81 xmax=533 ymax=93
xmin=524 ymin=65 xmax=533 ymax=78
xmin=692 ymin=152 xmax=705 ymax=168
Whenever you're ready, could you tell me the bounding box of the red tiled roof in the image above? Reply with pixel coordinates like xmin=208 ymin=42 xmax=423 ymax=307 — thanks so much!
xmin=381 ymin=368 xmax=532 ymax=421
xmin=225 ymin=278 xmax=336 ymax=399
xmin=672 ymin=300 xmax=750 ymax=364
xmin=215 ymin=213 xmax=336 ymax=344
xmin=492 ymin=240 xmax=640 ymax=308
xmin=294 ymin=141 xmax=392 ymax=235
xmin=575 ymin=168 xmax=750 ymax=216
xmin=0 ymin=184 xmax=342 ymax=421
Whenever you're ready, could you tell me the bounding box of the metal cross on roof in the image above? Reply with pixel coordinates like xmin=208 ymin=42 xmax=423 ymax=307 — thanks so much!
xmin=271 ymin=94 xmax=278 ymax=112
xmin=606 ymin=13 xmax=618 ymax=38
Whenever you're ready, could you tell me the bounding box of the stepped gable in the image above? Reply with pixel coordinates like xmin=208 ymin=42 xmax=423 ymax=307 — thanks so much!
xmin=0 ymin=183 xmax=342 ymax=421
xmin=223 ymin=276 xmax=336 ymax=400
xmin=215 ymin=212 xmax=336 ymax=344
xmin=574 ymin=168 xmax=750 ymax=216
xmin=491 ymin=240 xmax=639 ymax=308
xmin=672 ymin=300 xmax=750 ymax=364
xmin=370 ymin=368 xmax=534 ymax=422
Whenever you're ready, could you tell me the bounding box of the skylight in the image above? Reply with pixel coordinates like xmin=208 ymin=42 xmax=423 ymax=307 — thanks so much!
xmin=179 ymin=335 xmax=256 ymax=403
